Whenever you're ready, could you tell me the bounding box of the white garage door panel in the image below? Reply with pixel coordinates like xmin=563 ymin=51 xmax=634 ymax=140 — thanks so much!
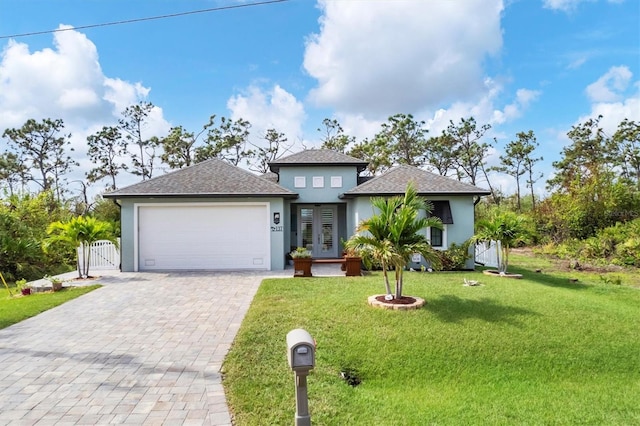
xmin=138 ymin=204 xmax=269 ymax=270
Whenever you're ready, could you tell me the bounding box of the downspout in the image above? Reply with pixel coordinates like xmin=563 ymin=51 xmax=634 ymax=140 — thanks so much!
xmin=113 ymin=199 xmax=122 ymax=271
xmin=473 ymin=196 xmax=481 ymax=267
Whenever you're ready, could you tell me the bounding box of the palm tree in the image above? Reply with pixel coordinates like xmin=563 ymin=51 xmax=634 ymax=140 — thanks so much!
xmin=45 ymin=216 xmax=119 ymax=278
xmin=346 ymin=183 xmax=442 ymax=299
xmin=470 ymin=211 xmax=530 ymax=274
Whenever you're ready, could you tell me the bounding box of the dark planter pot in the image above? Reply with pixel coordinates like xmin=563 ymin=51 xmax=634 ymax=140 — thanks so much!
xmin=344 ymin=256 xmax=362 ymax=277
xmin=51 ymin=281 xmax=63 ymax=292
xmin=21 ymin=288 xmax=31 ymax=296
xmin=293 ymin=258 xmax=312 ymax=277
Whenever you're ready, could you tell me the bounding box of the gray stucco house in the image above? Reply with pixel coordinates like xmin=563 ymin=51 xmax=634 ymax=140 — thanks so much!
xmin=103 ymin=149 xmax=490 ymax=271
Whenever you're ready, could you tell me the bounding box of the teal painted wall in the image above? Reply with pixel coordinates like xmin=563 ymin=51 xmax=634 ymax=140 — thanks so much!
xmin=350 ymin=195 xmax=478 ymax=269
xmin=278 ymin=166 xmax=359 ymax=203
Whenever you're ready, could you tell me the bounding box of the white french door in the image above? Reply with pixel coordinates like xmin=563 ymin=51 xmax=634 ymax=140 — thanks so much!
xmin=298 ymin=205 xmax=338 ymax=258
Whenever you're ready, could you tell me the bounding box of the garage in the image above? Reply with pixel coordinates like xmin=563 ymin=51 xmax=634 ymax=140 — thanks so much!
xmin=137 ymin=203 xmax=270 ymax=271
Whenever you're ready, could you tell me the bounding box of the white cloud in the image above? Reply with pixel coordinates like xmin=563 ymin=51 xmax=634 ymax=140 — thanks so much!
xmin=303 ymin=0 xmax=504 ymax=118
xmin=335 ymin=113 xmax=383 ymax=144
xmin=581 ymin=94 xmax=639 ymax=134
xmin=227 ymin=84 xmax=307 ymax=149
xmin=423 ymin=79 xmax=540 ymax=135
xmin=567 ymin=56 xmax=588 ymax=69
xmin=0 ymin=26 xmax=170 ymax=194
xmin=312 ymin=79 xmax=540 ymax=161
xmin=103 ymin=78 xmax=151 ymax=117
xmin=542 ymin=0 xmax=622 ymax=12
xmin=563 ymin=66 xmax=638 ymax=146
xmin=580 ymin=66 xmax=639 ymax=135
xmin=585 ymin=65 xmax=632 ymax=103
xmin=493 ymin=88 xmax=542 ymax=124
xmin=543 ymin=0 xmax=589 ymax=11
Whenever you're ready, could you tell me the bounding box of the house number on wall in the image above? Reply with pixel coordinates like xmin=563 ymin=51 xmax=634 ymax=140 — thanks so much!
xmin=272 ymin=212 xmax=282 ymax=231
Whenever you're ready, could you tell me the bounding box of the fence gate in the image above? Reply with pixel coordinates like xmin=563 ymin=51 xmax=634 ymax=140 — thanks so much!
xmin=474 ymin=240 xmax=501 ymax=268
xmin=77 ymin=239 xmax=120 ymax=270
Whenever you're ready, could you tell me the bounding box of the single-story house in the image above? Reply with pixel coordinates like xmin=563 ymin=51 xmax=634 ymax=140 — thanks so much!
xmin=103 ymin=149 xmax=490 ymax=271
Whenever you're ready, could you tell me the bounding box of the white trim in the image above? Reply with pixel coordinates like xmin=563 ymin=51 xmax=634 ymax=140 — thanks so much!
xmin=294 ymin=176 xmax=306 ymax=188
xmin=134 ymin=201 xmax=271 ymax=272
xmin=312 ymin=176 xmax=324 ymax=188
xmin=330 ymin=176 xmax=342 ymax=188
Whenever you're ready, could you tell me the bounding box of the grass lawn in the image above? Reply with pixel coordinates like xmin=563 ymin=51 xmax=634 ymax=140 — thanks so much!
xmin=0 ymin=285 xmax=101 ymax=330
xmin=223 ymin=258 xmax=640 ymax=425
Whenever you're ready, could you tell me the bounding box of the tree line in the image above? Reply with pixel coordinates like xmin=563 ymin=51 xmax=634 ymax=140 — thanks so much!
xmin=0 ymin=102 xmax=548 ymax=208
xmin=1 ymin=102 xmax=639 ymax=280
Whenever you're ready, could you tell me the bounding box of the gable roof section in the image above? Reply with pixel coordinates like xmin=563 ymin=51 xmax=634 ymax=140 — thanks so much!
xmin=103 ymin=158 xmax=297 ymax=199
xmin=269 ymin=149 xmax=368 ymax=173
xmin=341 ymin=164 xmax=491 ymax=197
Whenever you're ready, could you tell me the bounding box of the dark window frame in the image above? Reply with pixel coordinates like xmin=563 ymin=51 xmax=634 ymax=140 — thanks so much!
xmin=430 ymin=227 xmax=443 ymax=247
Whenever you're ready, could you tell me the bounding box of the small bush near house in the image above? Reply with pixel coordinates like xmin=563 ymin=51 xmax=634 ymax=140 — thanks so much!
xmin=436 ymin=242 xmax=471 ymax=270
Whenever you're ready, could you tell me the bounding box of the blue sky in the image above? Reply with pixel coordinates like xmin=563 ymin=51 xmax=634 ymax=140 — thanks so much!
xmin=0 ymin=0 xmax=638 ymax=197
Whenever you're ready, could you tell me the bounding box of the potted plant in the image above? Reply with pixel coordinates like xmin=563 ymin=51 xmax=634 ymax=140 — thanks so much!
xmin=44 ymin=275 xmax=64 ymax=292
xmin=16 ymin=278 xmax=31 ymax=296
xmin=290 ymin=247 xmax=312 ymax=277
xmin=343 ymin=247 xmax=362 ymax=277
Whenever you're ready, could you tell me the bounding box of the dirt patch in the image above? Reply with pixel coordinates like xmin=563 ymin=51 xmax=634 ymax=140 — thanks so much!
xmin=512 ymin=247 xmax=625 ymax=273
xmin=562 ymin=260 xmax=625 ymax=274
xmin=70 ymin=276 xmax=100 ymax=282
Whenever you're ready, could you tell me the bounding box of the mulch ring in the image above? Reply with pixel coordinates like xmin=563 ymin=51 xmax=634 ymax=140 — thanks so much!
xmin=368 ymin=294 xmax=425 ymax=310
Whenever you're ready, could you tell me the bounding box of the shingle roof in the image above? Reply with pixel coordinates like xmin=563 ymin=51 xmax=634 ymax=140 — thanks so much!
xmin=341 ymin=164 xmax=491 ymax=197
xmin=261 ymin=172 xmax=279 ymax=183
xmin=269 ymin=149 xmax=368 ymax=173
xmin=103 ymin=158 xmax=298 ymax=199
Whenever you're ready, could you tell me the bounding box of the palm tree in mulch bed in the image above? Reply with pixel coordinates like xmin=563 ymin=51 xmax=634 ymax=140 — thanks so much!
xmin=470 ymin=210 xmax=531 ymax=276
xmin=346 ymin=183 xmax=442 ymax=301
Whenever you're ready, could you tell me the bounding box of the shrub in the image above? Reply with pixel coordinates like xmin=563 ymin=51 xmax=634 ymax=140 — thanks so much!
xmin=615 ymin=237 xmax=640 ymax=267
xmin=437 ymin=242 xmax=471 ymax=270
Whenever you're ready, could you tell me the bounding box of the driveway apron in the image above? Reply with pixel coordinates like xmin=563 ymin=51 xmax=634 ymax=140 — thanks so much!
xmin=0 ymin=271 xmax=283 ymax=425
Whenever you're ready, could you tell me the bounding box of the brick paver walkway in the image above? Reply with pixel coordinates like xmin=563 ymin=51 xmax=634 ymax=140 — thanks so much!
xmin=0 ymin=270 xmax=290 ymax=425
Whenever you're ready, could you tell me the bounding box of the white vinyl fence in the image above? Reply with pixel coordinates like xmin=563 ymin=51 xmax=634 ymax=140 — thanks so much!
xmin=77 ymin=239 xmax=120 ymax=270
xmin=474 ymin=240 xmax=501 ymax=268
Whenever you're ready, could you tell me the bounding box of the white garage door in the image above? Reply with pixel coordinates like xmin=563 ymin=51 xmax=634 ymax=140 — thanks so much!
xmin=137 ymin=203 xmax=270 ymax=270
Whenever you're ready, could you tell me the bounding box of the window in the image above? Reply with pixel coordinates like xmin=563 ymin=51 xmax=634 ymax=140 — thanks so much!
xmin=330 ymin=176 xmax=342 ymax=188
xmin=430 ymin=227 xmax=443 ymax=247
xmin=294 ymin=176 xmax=306 ymax=188
xmin=313 ymin=176 xmax=324 ymax=188
xmin=431 ymin=201 xmax=453 ymax=224
xmin=428 ymin=201 xmax=452 ymax=248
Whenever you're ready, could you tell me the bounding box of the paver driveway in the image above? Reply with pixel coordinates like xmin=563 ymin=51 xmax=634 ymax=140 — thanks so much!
xmin=0 ymin=270 xmax=288 ymax=425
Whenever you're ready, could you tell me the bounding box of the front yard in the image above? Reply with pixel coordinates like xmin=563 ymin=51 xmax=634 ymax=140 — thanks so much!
xmin=0 ymin=285 xmax=101 ymax=330
xmin=223 ymin=258 xmax=640 ymax=425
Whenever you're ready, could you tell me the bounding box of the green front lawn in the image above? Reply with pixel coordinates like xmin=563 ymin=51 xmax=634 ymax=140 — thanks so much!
xmin=0 ymin=285 xmax=101 ymax=330
xmin=223 ymin=267 xmax=640 ymax=425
